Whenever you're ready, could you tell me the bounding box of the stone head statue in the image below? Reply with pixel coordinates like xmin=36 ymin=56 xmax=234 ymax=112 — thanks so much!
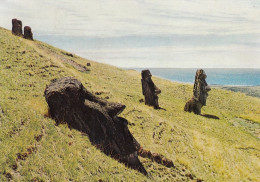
xmin=23 ymin=26 xmax=33 ymax=40
xmin=12 ymin=18 xmax=23 ymax=36
xmin=141 ymin=70 xmax=161 ymax=109
xmin=44 ymin=77 xmax=147 ymax=174
xmin=184 ymin=69 xmax=211 ymax=114
xmin=193 ymin=69 xmax=211 ymax=106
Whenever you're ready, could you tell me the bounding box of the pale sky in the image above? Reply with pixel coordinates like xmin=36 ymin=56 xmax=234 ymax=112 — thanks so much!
xmin=0 ymin=0 xmax=260 ymax=68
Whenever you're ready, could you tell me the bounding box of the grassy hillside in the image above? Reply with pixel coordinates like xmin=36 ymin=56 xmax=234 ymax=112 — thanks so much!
xmin=0 ymin=27 xmax=260 ymax=181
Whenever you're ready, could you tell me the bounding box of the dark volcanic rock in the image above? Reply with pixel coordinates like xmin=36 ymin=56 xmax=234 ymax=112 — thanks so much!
xmin=23 ymin=26 xmax=33 ymax=40
xmin=184 ymin=69 xmax=211 ymax=114
xmin=141 ymin=70 xmax=161 ymax=109
xmin=66 ymin=53 xmax=73 ymax=57
xmin=138 ymin=147 xmax=174 ymax=168
xmin=44 ymin=77 xmax=147 ymax=174
xmin=12 ymin=19 xmax=23 ymax=36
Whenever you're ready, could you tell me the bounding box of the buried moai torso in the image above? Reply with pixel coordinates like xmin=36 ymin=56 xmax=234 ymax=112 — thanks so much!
xmin=141 ymin=70 xmax=161 ymax=109
xmin=184 ymin=69 xmax=211 ymax=114
xmin=12 ymin=19 xmax=23 ymax=36
xmin=44 ymin=77 xmax=147 ymax=174
xmin=23 ymin=26 xmax=33 ymax=40
xmin=11 ymin=19 xmax=34 ymax=40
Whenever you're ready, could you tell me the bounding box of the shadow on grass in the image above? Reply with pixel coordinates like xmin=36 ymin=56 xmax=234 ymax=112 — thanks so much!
xmin=156 ymin=107 xmax=167 ymax=111
xmin=200 ymin=114 xmax=220 ymax=120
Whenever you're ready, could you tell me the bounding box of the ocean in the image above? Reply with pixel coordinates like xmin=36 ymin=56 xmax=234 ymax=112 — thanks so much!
xmin=131 ymin=68 xmax=260 ymax=86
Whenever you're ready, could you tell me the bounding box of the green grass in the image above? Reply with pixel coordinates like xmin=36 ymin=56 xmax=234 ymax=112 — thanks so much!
xmin=0 ymin=26 xmax=260 ymax=181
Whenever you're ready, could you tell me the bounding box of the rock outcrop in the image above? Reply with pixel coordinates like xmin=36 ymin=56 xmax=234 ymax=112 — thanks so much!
xmin=23 ymin=26 xmax=33 ymax=40
xmin=44 ymin=77 xmax=147 ymax=174
xmin=12 ymin=19 xmax=23 ymax=36
xmin=184 ymin=69 xmax=211 ymax=114
xmin=141 ymin=70 xmax=161 ymax=109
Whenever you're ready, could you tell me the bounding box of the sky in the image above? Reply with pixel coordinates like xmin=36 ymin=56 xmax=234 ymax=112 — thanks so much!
xmin=0 ymin=0 xmax=260 ymax=68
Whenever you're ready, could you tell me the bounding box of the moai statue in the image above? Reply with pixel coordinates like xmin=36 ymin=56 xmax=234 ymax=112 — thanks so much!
xmin=184 ymin=69 xmax=211 ymax=114
xmin=23 ymin=26 xmax=33 ymax=40
xmin=12 ymin=19 xmax=23 ymax=36
xmin=44 ymin=77 xmax=147 ymax=175
xmin=141 ymin=70 xmax=161 ymax=109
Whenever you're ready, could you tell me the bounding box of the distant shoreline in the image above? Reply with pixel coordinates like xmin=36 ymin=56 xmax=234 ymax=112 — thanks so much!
xmin=125 ymin=67 xmax=260 ymax=87
xmin=124 ymin=68 xmax=260 ymax=98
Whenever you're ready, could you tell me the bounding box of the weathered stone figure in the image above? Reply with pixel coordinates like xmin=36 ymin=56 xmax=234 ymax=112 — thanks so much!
xmin=12 ymin=19 xmax=23 ymax=36
xmin=23 ymin=26 xmax=33 ymax=40
xmin=184 ymin=69 xmax=211 ymax=114
xmin=44 ymin=77 xmax=147 ymax=174
xmin=141 ymin=70 xmax=161 ymax=109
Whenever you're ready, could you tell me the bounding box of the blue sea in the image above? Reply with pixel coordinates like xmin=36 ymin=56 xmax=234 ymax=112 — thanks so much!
xmin=131 ymin=68 xmax=260 ymax=86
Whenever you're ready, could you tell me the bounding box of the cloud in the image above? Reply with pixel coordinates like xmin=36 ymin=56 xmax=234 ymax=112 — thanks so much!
xmin=1 ymin=0 xmax=259 ymax=36
xmin=72 ymin=44 xmax=260 ymax=68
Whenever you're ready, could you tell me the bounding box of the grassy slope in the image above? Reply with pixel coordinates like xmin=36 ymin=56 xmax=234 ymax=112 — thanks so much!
xmin=0 ymin=27 xmax=260 ymax=181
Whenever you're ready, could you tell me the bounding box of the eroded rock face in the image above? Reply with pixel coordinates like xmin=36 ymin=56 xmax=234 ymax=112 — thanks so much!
xmin=141 ymin=70 xmax=161 ymax=109
xmin=184 ymin=69 xmax=211 ymax=114
xmin=12 ymin=19 xmax=23 ymax=36
xmin=23 ymin=26 xmax=33 ymax=40
xmin=44 ymin=77 xmax=147 ymax=174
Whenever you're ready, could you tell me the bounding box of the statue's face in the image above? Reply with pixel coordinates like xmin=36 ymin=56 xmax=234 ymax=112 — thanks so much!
xmin=201 ymin=73 xmax=207 ymax=79
xmin=142 ymin=70 xmax=152 ymax=79
xmin=197 ymin=69 xmax=207 ymax=80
